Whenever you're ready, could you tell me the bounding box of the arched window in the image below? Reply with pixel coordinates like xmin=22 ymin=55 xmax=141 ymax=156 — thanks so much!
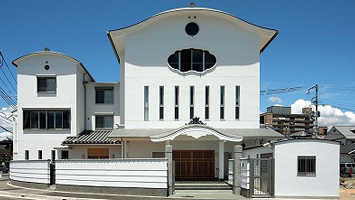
xmin=168 ymin=49 xmax=216 ymax=73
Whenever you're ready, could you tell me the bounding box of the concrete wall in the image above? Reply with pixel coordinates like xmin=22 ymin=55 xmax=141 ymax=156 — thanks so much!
xmin=274 ymin=140 xmax=339 ymax=198
xmin=10 ymin=160 xmax=50 ymax=184
xmin=55 ymin=159 xmax=168 ymax=189
xmin=122 ymin=12 xmax=260 ymax=129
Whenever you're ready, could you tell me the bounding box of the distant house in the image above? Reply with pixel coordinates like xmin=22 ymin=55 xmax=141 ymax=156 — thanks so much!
xmin=326 ymin=126 xmax=355 ymax=163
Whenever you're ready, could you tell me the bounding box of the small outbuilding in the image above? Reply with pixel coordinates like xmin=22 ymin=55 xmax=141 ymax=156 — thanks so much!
xmin=242 ymin=139 xmax=339 ymax=199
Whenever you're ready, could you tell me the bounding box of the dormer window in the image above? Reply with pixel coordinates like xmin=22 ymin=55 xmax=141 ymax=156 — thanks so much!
xmin=168 ymin=49 xmax=216 ymax=73
xmin=37 ymin=77 xmax=56 ymax=93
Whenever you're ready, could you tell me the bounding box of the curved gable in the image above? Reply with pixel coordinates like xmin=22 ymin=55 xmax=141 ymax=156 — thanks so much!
xmin=108 ymin=7 xmax=278 ymax=62
xmin=12 ymin=51 xmax=95 ymax=82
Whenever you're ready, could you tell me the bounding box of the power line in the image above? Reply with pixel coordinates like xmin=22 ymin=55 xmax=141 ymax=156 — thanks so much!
xmin=0 ymin=51 xmax=17 ymax=84
xmin=260 ymin=86 xmax=303 ymax=95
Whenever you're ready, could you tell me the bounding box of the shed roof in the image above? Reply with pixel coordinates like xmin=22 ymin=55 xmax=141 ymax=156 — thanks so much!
xmin=62 ymin=130 xmax=120 ymax=145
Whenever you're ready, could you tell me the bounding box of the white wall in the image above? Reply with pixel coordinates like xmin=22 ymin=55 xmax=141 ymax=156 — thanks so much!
xmin=10 ymin=160 xmax=51 ymax=184
xmin=55 ymin=159 xmax=168 ymax=188
xmin=127 ymin=140 xmax=165 ymax=158
xmin=122 ymin=12 xmax=260 ymax=129
xmin=85 ymin=82 xmax=120 ymax=130
xmin=15 ymin=53 xmax=91 ymax=160
xmin=274 ymin=140 xmax=339 ymax=198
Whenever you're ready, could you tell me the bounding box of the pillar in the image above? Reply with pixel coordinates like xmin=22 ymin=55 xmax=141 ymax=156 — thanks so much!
xmin=219 ymin=140 xmax=225 ymax=180
xmin=165 ymin=145 xmax=173 ymax=195
xmin=233 ymin=145 xmax=242 ymax=195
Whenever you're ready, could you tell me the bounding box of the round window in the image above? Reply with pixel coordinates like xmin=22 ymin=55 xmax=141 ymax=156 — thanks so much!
xmin=185 ymin=22 xmax=199 ymax=36
xmin=44 ymin=65 xmax=50 ymax=70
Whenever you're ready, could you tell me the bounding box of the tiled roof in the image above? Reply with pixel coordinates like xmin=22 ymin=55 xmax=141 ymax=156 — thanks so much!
xmin=62 ymin=130 xmax=120 ymax=145
xmin=335 ymin=126 xmax=355 ymax=140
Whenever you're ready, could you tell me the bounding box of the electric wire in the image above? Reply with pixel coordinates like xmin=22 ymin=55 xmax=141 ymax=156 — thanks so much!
xmin=0 ymin=51 xmax=17 ymax=84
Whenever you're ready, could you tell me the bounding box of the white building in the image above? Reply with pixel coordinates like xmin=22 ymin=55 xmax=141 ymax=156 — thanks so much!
xmin=12 ymin=6 xmax=283 ymax=181
xmin=242 ymin=139 xmax=339 ymax=198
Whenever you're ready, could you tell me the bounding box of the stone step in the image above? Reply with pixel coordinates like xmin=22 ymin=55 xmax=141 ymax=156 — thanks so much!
xmin=175 ymin=182 xmax=232 ymax=190
xmin=176 ymin=186 xmax=232 ymax=190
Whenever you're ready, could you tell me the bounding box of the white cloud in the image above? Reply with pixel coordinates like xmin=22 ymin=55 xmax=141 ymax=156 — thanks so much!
xmin=0 ymin=131 xmax=12 ymax=141
xmin=268 ymin=96 xmax=282 ymax=103
xmin=291 ymin=99 xmax=355 ymax=126
xmin=0 ymin=107 xmax=14 ymax=141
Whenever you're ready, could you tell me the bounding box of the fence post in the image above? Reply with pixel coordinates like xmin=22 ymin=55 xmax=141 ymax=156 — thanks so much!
xmin=233 ymin=145 xmax=242 ymax=195
xmin=165 ymin=145 xmax=173 ymax=196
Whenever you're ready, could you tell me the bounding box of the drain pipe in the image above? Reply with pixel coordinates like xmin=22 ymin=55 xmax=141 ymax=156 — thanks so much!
xmin=83 ymin=73 xmax=88 ymax=131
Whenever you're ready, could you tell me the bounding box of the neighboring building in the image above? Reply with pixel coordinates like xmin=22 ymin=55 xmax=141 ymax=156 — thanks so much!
xmin=260 ymin=106 xmax=319 ymax=135
xmin=12 ymin=6 xmax=284 ymax=182
xmin=242 ymin=139 xmax=339 ymax=198
xmin=326 ymin=126 xmax=355 ymax=164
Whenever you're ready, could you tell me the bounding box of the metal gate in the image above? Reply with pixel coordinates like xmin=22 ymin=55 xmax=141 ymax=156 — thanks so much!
xmin=250 ymin=158 xmax=273 ymax=198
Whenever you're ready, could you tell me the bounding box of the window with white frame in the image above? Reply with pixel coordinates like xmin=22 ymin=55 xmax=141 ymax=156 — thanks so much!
xmin=95 ymin=87 xmax=114 ymax=104
xmin=235 ymin=86 xmax=240 ymax=119
xmin=95 ymin=115 xmax=113 ymax=129
xmin=37 ymin=77 xmax=56 ymax=93
xmin=175 ymin=86 xmax=179 ymax=120
xmin=220 ymin=86 xmax=225 ymax=120
xmin=23 ymin=110 xmax=70 ymax=130
xmin=298 ymin=156 xmax=316 ymax=176
xmin=25 ymin=150 xmax=29 ymax=160
xmin=38 ymin=150 xmax=42 ymax=159
xmin=205 ymin=86 xmax=209 ymax=120
xmin=144 ymin=86 xmax=149 ymax=121
xmin=159 ymin=86 xmax=164 ymax=120
xmin=190 ymin=86 xmax=194 ymax=119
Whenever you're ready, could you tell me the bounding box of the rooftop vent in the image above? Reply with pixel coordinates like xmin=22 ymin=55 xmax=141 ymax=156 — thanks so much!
xmin=189 ymin=2 xmax=195 ymax=7
xmin=44 ymin=47 xmax=50 ymax=51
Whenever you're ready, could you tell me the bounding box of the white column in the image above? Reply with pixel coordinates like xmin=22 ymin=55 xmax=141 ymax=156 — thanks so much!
xmin=219 ymin=140 xmax=225 ymax=180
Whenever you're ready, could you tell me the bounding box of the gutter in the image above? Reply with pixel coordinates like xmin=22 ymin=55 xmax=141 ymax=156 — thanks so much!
xmin=107 ymin=32 xmax=121 ymax=64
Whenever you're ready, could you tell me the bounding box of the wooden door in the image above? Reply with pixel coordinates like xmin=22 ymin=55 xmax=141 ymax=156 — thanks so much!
xmin=173 ymin=150 xmax=215 ymax=180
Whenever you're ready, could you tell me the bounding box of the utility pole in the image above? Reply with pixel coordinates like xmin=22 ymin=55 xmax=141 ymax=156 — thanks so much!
xmin=307 ymin=84 xmax=319 ymax=135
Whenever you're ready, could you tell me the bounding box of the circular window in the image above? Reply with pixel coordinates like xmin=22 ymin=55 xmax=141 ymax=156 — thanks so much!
xmin=44 ymin=65 xmax=50 ymax=70
xmin=185 ymin=22 xmax=199 ymax=36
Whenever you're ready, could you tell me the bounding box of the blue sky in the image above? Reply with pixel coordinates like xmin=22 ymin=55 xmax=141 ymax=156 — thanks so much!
xmin=1 ymin=0 xmax=355 ymax=116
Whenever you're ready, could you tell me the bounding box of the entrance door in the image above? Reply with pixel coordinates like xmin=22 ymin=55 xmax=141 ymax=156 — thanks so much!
xmin=173 ymin=150 xmax=215 ymax=180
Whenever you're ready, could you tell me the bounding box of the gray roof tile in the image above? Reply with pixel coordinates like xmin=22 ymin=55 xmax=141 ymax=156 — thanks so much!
xmin=63 ymin=130 xmax=120 ymax=145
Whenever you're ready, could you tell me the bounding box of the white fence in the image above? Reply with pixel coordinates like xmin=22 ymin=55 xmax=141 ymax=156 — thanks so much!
xmin=241 ymin=158 xmax=250 ymax=190
xmin=55 ymin=158 xmax=168 ymax=189
xmin=10 ymin=160 xmax=51 ymax=184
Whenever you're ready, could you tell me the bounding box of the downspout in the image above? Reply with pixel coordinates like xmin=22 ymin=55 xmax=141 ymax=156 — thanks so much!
xmin=83 ymin=73 xmax=88 ymax=131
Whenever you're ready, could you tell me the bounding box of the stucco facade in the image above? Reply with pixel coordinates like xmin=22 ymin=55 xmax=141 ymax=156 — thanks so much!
xmin=12 ymin=6 xmax=282 ymax=181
